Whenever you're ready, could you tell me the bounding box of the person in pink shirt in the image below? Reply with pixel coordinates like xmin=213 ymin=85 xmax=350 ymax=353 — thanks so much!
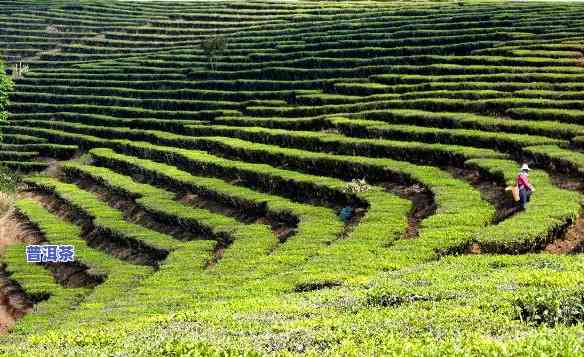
xmin=517 ymin=163 xmax=535 ymax=210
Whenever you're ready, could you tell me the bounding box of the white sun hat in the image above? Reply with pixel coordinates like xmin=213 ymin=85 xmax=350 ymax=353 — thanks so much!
xmin=520 ymin=163 xmax=530 ymax=171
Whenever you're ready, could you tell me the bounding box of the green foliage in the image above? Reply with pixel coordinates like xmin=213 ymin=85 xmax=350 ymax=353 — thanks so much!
xmin=200 ymin=35 xmax=227 ymax=71
xmin=182 ymin=123 xmax=505 ymax=165
xmin=354 ymin=109 xmax=584 ymax=139
xmin=513 ymin=288 xmax=584 ymax=326
xmin=6 ymin=198 xmax=149 ymax=335
xmin=23 ymin=175 xmax=183 ymax=251
xmin=3 ymin=1 xmax=584 ymax=355
xmin=0 ymin=166 xmax=19 ymax=193
xmin=0 ymin=60 xmax=13 ymax=132
xmin=524 ymin=144 xmax=584 ymax=178
xmin=330 ymin=116 xmax=566 ymax=152
xmin=466 ymin=158 xmax=582 ymax=253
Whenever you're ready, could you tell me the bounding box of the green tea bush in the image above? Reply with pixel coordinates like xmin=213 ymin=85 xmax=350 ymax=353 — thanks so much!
xmin=4 ymin=1 xmax=584 ymax=355
xmin=0 ymin=166 xmax=19 ymax=193
xmin=513 ymin=288 xmax=584 ymax=326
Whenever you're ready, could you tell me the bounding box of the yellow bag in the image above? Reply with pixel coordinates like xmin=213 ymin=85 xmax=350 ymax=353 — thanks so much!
xmin=505 ymin=185 xmax=520 ymax=202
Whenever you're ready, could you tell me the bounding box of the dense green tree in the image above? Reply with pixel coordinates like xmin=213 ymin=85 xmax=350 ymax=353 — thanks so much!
xmin=0 ymin=61 xmax=12 ymax=130
xmin=200 ymin=35 xmax=227 ymax=72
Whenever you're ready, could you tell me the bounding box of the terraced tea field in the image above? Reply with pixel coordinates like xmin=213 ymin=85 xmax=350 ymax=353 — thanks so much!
xmin=2 ymin=0 xmax=584 ymax=355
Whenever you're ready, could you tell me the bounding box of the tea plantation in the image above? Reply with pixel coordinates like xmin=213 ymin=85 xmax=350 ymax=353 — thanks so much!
xmin=2 ymin=0 xmax=584 ymax=355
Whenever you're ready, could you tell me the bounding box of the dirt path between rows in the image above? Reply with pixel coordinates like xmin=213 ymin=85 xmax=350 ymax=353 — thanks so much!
xmin=381 ymin=182 xmax=436 ymax=240
xmin=445 ymin=166 xmax=517 ymax=224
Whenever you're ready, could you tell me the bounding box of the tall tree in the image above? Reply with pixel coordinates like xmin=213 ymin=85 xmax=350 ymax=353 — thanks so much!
xmin=0 ymin=61 xmax=12 ymax=140
xmin=201 ymin=35 xmax=227 ymax=72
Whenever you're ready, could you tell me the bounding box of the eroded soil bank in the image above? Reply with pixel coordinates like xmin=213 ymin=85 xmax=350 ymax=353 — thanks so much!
xmin=0 ymin=212 xmax=34 ymax=334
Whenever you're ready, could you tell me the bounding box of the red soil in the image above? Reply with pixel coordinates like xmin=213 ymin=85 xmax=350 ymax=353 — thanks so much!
xmin=545 ymin=215 xmax=584 ymax=254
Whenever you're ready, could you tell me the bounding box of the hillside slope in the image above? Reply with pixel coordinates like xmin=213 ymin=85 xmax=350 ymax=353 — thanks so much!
xmin=1 ymin=1 xmax=584 ymax=355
